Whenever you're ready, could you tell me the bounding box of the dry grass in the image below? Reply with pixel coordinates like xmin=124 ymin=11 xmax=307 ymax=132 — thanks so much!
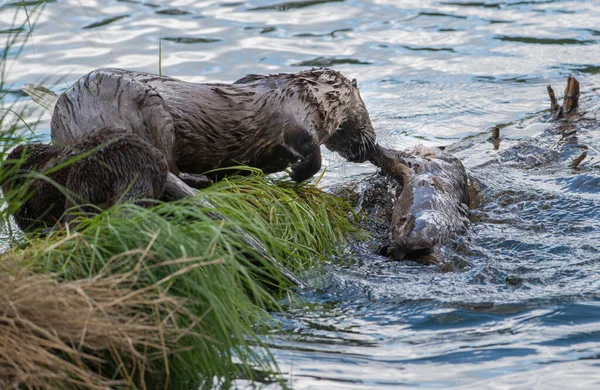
xmin=0 ymin=252 xmax=209 ymax=390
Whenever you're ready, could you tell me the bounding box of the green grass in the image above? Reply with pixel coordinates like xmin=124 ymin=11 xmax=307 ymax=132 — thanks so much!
xmin=2 ymin=171 xmax=360 ymax=388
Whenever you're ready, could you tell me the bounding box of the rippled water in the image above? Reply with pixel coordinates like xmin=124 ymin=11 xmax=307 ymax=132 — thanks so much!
xmin=3 ymin=0 xmax=600 ymax=388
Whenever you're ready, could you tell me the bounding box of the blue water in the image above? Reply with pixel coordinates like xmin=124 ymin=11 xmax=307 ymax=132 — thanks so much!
xmin=3 ymin=0 xmax=600 ymax=388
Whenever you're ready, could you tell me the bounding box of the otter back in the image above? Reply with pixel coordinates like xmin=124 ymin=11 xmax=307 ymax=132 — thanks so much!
xmin=51 ymin=68 xmax=376 ymax=185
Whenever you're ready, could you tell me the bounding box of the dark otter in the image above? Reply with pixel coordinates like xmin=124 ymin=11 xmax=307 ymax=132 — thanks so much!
xmin=370 ymin=144 xmax=471 ymax=264
xmin=2 ymin=144 xmax=68 ymax=231
xmin=2 ymin=128 xmax=168 ymax=232
xmin=50 ymin=68 xmax=376 ymax=187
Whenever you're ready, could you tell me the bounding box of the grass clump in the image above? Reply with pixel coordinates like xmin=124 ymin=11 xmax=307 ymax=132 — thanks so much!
xmin=0 ymin=260 xmax=201 ymax=389
xmin=1 ymin=172 xmax=359 ymax=388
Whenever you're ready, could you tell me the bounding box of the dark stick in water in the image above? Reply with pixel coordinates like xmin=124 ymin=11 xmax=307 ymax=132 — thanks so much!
xmin=548 ymin=75 xmax=580 ymax=120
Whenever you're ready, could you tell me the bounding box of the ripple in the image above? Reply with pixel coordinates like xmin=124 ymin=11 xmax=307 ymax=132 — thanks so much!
xmin=580 ymin=29 xmax=600 ymax=36
xmin=155 ymin=8 xmax=190 ymax=16
xmin=405 ymin=348 xmax=538 ymax=364
xmin=220 ymin=1 xmax=244 ymax=7
xmin=417 ymin=11 xmax=467 ymax=19
xmin=441 ymin=1 xmax=502 ymax=8
xmin=401 ymin=45 xmax=456 ymax=52
xmin=82 ymin=15 xmax=129 ymax=29
xmin=117 ymin=0 xmax=159 ymax=7
xmin=244 ymin=26 xmax=277 ymax=34
xmin=4 ymin=0 xmax=56 ymax=7
xmin=249 ymin=0 xmax=345 ymax=11
xmin=496 ymin=36 xmax=596 ymax=45
xmin=556 ymin=174 xmax=600 ymax=194
xmin=162 ymin=36 xmax=222 ymax=44
xmin=561 ymin=64 xmax=600 ymax=75
xmin=294 ymin=28 xmax=352 ymax=37
xmin=291 ymin=57 xmax=373 ymax=66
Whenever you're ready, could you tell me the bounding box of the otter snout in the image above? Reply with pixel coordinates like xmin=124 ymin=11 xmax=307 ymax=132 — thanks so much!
xmin=325 ymin=122 xmax=376 ymax=163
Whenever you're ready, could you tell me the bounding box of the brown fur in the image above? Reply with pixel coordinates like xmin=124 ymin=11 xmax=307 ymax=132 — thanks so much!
xmin=51 ymin=68 xmax=376 ymax=185
xmin=2 ymin=128 xmax=168 ymax=231
xmin=370 ymin=144 xmax=470 ymax=263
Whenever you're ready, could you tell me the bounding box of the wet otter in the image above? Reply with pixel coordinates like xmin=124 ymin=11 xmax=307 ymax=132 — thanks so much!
xmin=50 ymin=68 xmax=376 ymax=189
xmin=3 ymin=144 xmax=68 ymax=231
xmin=331 ymin=144 xmax=470 ymax=265
xmin=2 ymin=128 xmax=168 ymax=231
xmin=370 ymin=145 xmax=470 ymax=264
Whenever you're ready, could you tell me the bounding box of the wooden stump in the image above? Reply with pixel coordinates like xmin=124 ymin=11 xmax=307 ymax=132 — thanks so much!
xmin=563 ymin=75 xmax=580 ymax=113
xmin=547 ymin=75 xmax=580 ymax=120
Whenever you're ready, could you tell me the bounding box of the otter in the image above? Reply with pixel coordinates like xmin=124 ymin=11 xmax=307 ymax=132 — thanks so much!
xmin=3 ymin=143 xmax=69 ymax=231
xmin=2 ymin=128 xmax=168 ymax=232
xmin=50 ymin=68 xmax=376 ymax=189
xmin=370 ymin=144 xmax=471 ymax=264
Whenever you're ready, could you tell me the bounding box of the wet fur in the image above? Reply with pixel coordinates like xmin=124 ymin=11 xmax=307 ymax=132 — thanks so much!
xmin=370 ymin=144 xmax=470 ymax=263
xmin=51 ymin=68 xmax=376 ymax=185
xmin=2 ymin=128 xmax=168 ymax=231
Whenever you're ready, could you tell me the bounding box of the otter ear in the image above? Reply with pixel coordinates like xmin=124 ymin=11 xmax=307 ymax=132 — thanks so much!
xmin=352 ymin=78 xmax=358 ymax=88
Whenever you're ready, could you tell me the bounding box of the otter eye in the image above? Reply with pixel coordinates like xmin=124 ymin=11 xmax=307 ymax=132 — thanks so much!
xmin=352 ymin=78 xmax=358 ymax=88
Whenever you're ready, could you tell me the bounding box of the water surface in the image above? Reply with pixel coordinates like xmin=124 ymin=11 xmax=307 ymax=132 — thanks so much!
xmin=3 ymin=0 xmax=600 ymax=388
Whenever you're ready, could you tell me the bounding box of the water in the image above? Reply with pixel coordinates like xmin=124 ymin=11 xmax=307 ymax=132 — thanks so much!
xmin=3 ymin=0 xmax=600 ymax=388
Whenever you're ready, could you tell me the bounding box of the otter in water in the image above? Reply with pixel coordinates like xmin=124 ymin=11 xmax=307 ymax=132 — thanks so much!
xmin=50 ymin=68 xmax=376 ymax=189
xmin=370 ymin=144 xmax=471 ymax=264
xmin=2 ymin=128 xmax=168 ymax=231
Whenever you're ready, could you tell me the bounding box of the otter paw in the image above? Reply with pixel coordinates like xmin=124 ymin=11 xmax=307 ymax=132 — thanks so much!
xmin=290 ymin=168 xmax=307 ymax=183
xmin=179 ymin=173 xmax=213 ymax=189
xmin=290 ymin=149 xmax=322 ymax=183
xmin=290 ymin=163 xmax=316 ymax=183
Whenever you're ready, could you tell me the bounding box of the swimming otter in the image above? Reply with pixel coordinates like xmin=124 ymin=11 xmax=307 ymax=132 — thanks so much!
xmin=2 ymin=128 xmax=168 ymax=231
xmin=370 ymin=144 xmax=471 ymax=264
xmin=50 ymin=68 xmax=376 ymax=188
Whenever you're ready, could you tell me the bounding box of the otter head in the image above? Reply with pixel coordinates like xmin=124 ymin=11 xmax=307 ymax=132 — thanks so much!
xmin=2 ymin=144 xmax=69 ymax=232
xmin=2 ymin=144 xmax=65 ymax=190
xmin=324 ymin=78 xmax=376 ymax=163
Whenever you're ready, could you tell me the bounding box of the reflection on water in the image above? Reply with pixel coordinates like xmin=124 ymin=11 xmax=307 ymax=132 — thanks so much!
xmin=3 ymin=0 xmax=600 ymax=388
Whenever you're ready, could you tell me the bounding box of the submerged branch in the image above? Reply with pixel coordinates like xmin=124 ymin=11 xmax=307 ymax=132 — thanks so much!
xmin=548 ymin=75 xmax=580 ymax=120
